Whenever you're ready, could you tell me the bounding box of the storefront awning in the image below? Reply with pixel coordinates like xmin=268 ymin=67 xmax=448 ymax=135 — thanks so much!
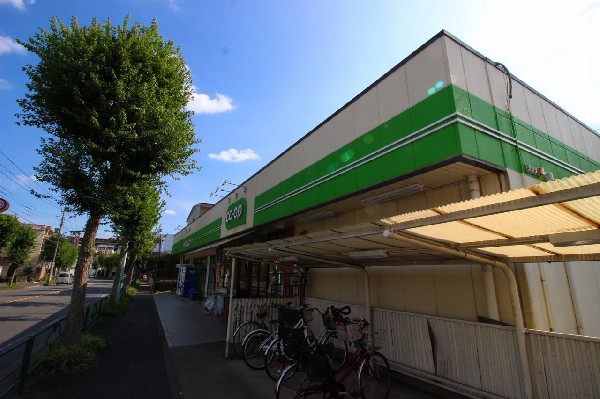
xmin=226 ymin=171 xmax=600 ymax=267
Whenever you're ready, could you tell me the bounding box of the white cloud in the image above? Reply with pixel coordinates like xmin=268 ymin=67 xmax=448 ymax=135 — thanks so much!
xmin=164 ymin=209 xmax=176 ymax=215
xmin=208 ymin=148 xmax=260 ymax=163
xmin=0 ymin=78 xmax=11 ymax=90
xmin=0 ymin=36 xmax=26 ymax=55
xmin=0 ymin=0 xmax=34 ymax=10
xmin=17 ymin=174 xmax=37 ymax=183
xmin=186 ymin=86 xmax=234 ymax=114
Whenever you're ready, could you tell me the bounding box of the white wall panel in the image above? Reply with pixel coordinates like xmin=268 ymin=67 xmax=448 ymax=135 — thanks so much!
xmin=376 ymin=66 xmax=410 ymax=124
xmin=568 ymin=117 xmax=586 ymax=154
xmin=315 ymin=121 xmax=335 ymax=161
xmin=333 ymin=105 xmax=355 ymax=149
xmin=523 ymin=87 xmax=548 ymax=134
xmin=566 ymin=261 xmax=600 ymax=337
xmin=555 ymin=111 xmax=576 ymax=149
xmin=443 ymin=36 xmax=466 ymax=92
xmin=507 ymin=83 xmax=532 ymax=127
xmin=353 ymin=87 xmax=379 ymax=137
xmin=406 ymin=38 xmax=447 ymax=108
xmin=544 ymin=263 xmax=578 ymax=334
xmin=486 ymin=63 xmax=512 ymax=113
xmin=540 ymin=101 xmax=563 ymax=143
xmin=300 ymin=131 xmax=319 ymax=167
xmin=461 ymin=47 xmax=492 ymax=105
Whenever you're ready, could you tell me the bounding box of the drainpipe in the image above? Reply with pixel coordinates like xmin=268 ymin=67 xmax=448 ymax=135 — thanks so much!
xmin=382 ymin=230 xmax=533 ymax=399
xmin=565 ymin=262 xmax=584 ymax=335
xmin=538 ymin=264 xmax=555 ymax=332
xmin=225 ymin=257 xmax=237 ymax=358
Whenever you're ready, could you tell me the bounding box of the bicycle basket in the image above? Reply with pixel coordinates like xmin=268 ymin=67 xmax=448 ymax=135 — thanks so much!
xmin=302 ymin=345 xmax=332 ymax=382
xmin=278 ymin=307 xmax=302 ymax=327
xmin=335 ymin=321 xmax=363 ymax=342
xmin=281 ymin=327 xmax=304 ymax=360
xmin=322 ymin=312 xmax=336 ymax=330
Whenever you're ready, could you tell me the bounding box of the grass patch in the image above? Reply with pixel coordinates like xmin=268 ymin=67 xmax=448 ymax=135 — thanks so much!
xmin=38 ymin=333 xmax=107 ymax=375
xmin=80 ymin=333 xmax=108 ymax=351
xmin=39 ymin=345 xmax=95 ymax=375
xmin=0 ymin=283 xmax=22 ymax=290
xmin=100 ymin=299 xmax=130 ymax=317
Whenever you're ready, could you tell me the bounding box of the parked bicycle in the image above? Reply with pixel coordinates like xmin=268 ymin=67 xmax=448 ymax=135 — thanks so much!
xmin=231 ymin=302 xmax=277 ymax=357
xmin=241 ymin=304 xmax=306 ymax=370
xmin=275 ymin=312 xmax=391 ymax=399
xmin=264 ymin=305 xmax=349 ymax=382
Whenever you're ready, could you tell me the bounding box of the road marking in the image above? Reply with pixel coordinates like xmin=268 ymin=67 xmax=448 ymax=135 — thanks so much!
xmin=0 ymin=290 xmax=64 ymax=305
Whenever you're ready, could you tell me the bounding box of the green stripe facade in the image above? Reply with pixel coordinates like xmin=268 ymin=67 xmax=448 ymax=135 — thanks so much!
xmin=174 ymin=84 xmax=599 ymax=255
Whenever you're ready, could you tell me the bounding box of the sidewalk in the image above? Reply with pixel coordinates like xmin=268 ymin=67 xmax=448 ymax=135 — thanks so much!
xmin=20 ymin=284 xmax=452 ymax=399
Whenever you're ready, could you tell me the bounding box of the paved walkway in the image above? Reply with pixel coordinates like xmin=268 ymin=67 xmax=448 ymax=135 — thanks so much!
xmin=18 ymin=285 xmax=456 ymax=399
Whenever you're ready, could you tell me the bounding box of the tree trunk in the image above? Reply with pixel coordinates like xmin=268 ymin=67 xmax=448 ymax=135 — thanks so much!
xmin=120 ymin=253 xmax=137 ymax=299
xmin=62 ymin=213 xmax=102 ymax=345
xmin=8 ymin=266 xmax=16 ymax=287
xmin=109 ymin=241 xmax=128 ymax=305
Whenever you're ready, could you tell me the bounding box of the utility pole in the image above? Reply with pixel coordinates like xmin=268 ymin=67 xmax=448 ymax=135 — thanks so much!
xmin=44 ymin=209 xmax=66 ymax=286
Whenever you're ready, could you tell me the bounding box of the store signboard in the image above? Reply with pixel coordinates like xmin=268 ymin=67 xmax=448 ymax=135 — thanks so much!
xmin=225 ymin=197 xmax=247 ymax=230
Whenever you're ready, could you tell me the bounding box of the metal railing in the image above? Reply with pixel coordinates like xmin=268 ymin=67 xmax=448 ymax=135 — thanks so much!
xmin=0 ymin=294 xmax=110 ymax=398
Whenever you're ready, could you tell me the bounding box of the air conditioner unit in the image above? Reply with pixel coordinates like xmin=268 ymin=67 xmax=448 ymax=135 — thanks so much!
xmin=361 ymin=184 xmax=424 ymax=206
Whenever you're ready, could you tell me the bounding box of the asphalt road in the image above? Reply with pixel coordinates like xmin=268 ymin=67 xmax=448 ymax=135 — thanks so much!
xmin=0 ymin=279 xmax=112 ymax=350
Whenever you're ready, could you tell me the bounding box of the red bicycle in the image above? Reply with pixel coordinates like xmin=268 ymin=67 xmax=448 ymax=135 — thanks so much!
xmin=275 ymin=316 xmax=391 ymax=399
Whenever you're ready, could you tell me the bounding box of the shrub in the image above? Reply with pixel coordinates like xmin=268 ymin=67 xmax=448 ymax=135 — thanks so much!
xmin=40 ymin=345 xmax=95 ymax=375
xmin=100 ymin=301 xmax=130 ymax=317
xmin=127 ymin=286 xmax=138 ymax=296
xmin=80 ymin=333 xmax=107 ymax=352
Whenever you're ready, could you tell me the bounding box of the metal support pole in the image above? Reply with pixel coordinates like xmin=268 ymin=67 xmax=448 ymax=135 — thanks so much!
xmin=225 ymin=257 xmax=237 ymax=358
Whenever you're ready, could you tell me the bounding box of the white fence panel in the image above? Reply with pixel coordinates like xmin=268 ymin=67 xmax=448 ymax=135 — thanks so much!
xmin=528 ymin=330 xmax=600 ymax=399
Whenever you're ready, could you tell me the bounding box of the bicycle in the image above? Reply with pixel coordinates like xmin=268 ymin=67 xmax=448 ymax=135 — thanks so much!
xmin=264 ymin=306 xmax=349 ymax=382
xmin=231 ymin=302 xmax=276 ymax=357
xmin=275 ymin=316 xmax=391 ymax=399
xmin=241 ymin=304 xmax=305 ymax=370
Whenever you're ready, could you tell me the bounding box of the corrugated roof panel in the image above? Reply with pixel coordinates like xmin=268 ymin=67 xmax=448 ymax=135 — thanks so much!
xmin=381 ymin=210 xmax=440 ymax=225
xmin=436 ymin=190 xmax=535 ymax=213
xmin=562 ymin=197 xmax=600 ymax=225
xmin=408 ymin=222 xmax=506 ymax=243
xmin=532 ymin=170 xmax=600 ymax=194
xmin=477 ymin=245 xmax=552 ymax=258
xmin=465 ymin=205 xmax=594 ymax=237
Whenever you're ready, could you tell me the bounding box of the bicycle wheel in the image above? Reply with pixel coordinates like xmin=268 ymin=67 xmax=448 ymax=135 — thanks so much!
xmin=242 ymin=330 xmax=271 ymax=370
xmin=232 ymin=321 xmax=262 ymax=357
xmin=357 ymin=351 xmax=391 ymax=399
xmin=265 ymin=339 xmax=295 ymax=382
xmin=322 ymin=334 xmax=348 ymax=371
xmin=276 ymin=363 xmax=313 ymax=399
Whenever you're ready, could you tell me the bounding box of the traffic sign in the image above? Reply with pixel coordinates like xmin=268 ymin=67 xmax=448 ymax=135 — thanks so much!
xmin=0 ymin=197 xmax=9 ymax=212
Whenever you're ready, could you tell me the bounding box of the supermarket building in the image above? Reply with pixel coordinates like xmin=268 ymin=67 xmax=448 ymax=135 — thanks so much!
xmin=171 ymin=31 xmax=600 ymax=399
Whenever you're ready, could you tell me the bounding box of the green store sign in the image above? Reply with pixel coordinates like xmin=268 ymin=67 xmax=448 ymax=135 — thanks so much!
xmin=225 ymin=198 xmax=247 ymax=230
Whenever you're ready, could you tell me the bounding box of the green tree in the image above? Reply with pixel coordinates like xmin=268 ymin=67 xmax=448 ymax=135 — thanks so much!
xmin=17 ymin=16 xmax=198 ymax=344
xmin=108 ymin=182 xmax=164 ymax=303
xmin=41 ymin=235 xmax=79 ymax=274
xmin=0 ymin=214 xmax=21 ymax=253
xmin=6 ymin=224 xmax=36 ymax=286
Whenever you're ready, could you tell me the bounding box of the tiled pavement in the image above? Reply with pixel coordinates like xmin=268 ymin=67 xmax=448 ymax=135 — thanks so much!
xmin=154 ymin=292 xmax=227 ymax=348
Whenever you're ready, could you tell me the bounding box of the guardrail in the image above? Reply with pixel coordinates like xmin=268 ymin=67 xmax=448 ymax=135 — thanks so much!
xmin=0 ymin=294 xmax=110 ymax=399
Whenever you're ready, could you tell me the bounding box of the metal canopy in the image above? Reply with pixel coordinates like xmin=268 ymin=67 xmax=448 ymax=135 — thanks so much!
xmin=226 ymin=171 xmax=600 ymax=267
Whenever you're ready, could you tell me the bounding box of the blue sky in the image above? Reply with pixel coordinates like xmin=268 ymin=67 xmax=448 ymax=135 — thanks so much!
xmin=0 ymin=0 xmax=598 ymax=239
